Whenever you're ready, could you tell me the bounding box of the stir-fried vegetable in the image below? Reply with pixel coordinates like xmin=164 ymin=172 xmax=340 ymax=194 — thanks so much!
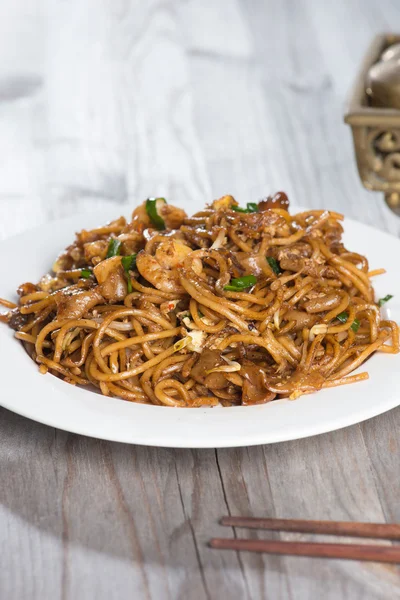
xmin=174 ymin=336 xmax=192 ymax=351
xmin=378 ymin=294 xmax=393 ymax=307
xmin=146 ymin=197 xmax=167 ymax=230
xmin=224 ymin=275 xmax=257 ymax=292
xmin=266 ymin=256 xmax=281 ymax=276
xmin=80 ymin=268 xmax=92 ymax=279
xmin=106 ymin=238 xmax=122 ymax=258
xmin=336 ymin=312 xmax=348 ymax=324
xmin=232 ymin=202 xmax=258 ymax=214
xmin=121 ymin=254 xmax=137 ymax=272
xmin=121 ymin=254 xmax=137 ymax=294
xmin=336 ymin=312 xmax=360 ymax=332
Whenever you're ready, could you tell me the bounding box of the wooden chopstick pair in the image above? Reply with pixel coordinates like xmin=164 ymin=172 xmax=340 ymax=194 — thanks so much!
xmin=209 ymin=517 xmax=400 ymax=563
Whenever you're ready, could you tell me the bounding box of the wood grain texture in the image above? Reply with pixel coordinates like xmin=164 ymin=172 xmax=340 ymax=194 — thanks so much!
xmin=0 ymin=0 xmax=400 ymax=599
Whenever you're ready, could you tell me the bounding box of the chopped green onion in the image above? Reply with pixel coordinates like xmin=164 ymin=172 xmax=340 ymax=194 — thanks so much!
xmin=336 ymin=312 xmax=360 ymax=332
xmin=146 ymin=197 xmax=167 ymax=230
xmin=121 ymin=254 xmax=137 ymax=294
xmin=106 ymin=238 xmax=121 ymax=258
xmin=336 ymin=312 xmax=348 ymax=324
xmin=121 ymin=254 xmax=137 ymax=272
xmin=224 ymin=275 xmax=257 ymax=292
xmin=232 ymin=202 xmax=258 ymax=214
xmin=266 ymin=256 xmax=281 ymax=276
xmin=231 ymin=206 xmax=247 ymax=213
xmin=378 ymin=294 xmax=393 ymax=307
xmin=80 ymin=268 xmax=92 ymax=279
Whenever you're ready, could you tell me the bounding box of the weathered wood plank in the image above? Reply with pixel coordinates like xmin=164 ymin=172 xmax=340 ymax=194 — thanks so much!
xmin=215 ymin=427 xmax=400 ymax=600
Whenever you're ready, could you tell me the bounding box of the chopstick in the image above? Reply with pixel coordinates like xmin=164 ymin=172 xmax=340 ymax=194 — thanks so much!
xmin=220 ymin=516 xmax=400 ymax=540
xmin=209 ymin=517 xmax=400 ymax=563
xmin=209 ymin=538 xmax=400 ymax=563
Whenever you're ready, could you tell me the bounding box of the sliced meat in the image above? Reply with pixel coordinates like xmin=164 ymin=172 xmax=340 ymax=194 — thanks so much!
xmin=234 ymin=252 xmax=271 ymax=277
xmin=258 ymin=191 xmax=290 ymax=211
xmin=283 ymin=309 xmax=317 ymax=331
xmin=8 ymin=308 xmax=29 ymax=331
xmin=303 ymin=292 xmax=342 ymax=313
xmin=240 ymin=361 xmax=276 ymax=405
xmin=190 ymin=349 xmax=228 ymax=389
xmin=279 ymin=252 xmax=304 ymax=272
xmin=93 ymin=256 xmax=128 ymax=303
xmin=55 ymin=287 xmax=104 ymax=320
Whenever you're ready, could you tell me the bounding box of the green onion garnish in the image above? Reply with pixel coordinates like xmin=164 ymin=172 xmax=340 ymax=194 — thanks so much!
xmin=80 ymin=268 xmax=92 ymax=279
xmin=106 ymin=238 xmax=122 ymax=258
xmin=336 ymin=312 xmax=360 ymax=332
xmin=336 ymin=312 xmax=348 ymax=324
xmin=266 ymin=256 xmax=281 ymax=275
xmin=146 ymin=197 xmax=167 ymax=230
xmin=121 ymin=254 xmax=137 ymax=272
xmin=224 ymin=275 xmax=257 ymax=292
xmin=121 ymin=254 xmax=137 ymax=294
xmin=378 ymin=294 xmax=393 ymax=307
xmin=232 ymin=202 xmax=258 ymax=214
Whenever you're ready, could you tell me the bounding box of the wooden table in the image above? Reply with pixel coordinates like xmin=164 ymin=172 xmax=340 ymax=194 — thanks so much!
xmin=1 ymin=1 xmax=399 ymax=598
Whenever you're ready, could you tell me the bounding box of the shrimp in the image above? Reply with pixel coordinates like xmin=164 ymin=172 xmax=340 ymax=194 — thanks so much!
xmin=136 ymin=239 xmax=192 ymax=293
xmin=131 ymin=204 xmax=151 ymax=229
xmin=131 ymin=201 xmax=187 ymax=230
xmin=159 ymin=204 xmax=187 ymax=229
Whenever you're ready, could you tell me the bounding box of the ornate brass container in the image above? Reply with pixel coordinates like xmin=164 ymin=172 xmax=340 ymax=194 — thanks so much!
xmin=345 ymin=34 xmax=400 ymax=215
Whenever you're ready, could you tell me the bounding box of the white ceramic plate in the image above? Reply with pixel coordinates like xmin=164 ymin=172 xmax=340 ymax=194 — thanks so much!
xmin=1 ymin=209 xmax=399 ymax=448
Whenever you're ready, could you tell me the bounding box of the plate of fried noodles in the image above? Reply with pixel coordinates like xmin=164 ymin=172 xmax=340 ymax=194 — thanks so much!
xmin=0 ymin=193 xmax=399 ymax=447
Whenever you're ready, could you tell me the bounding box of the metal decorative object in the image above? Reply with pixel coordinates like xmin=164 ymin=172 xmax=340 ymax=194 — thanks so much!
xmin=345 ymin=34 xmax=400 ymax=215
